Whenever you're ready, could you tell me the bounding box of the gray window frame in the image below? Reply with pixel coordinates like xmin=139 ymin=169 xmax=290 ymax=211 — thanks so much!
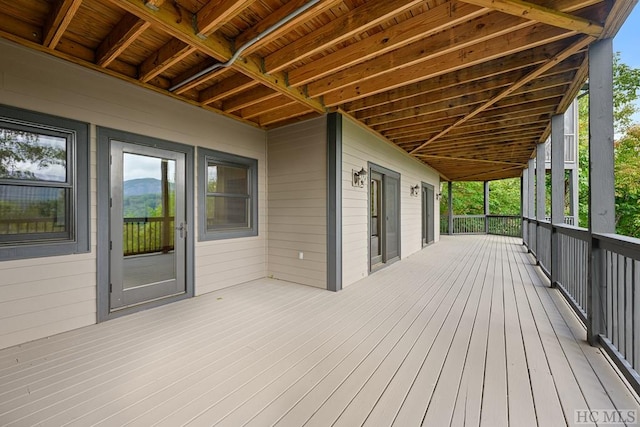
xmin=0 ymin=104 xmax=89 ymax=260
xmin=198 ymin=147 xmax=258 ymax=241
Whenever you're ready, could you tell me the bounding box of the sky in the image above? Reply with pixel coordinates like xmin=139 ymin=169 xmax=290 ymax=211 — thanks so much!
xmin=613 ymin=4 xmax=640 ymax=123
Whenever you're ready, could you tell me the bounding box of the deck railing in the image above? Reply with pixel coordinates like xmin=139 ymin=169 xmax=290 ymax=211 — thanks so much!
xmin=123 ymin=217 xmax=174 ymax=256
xmin=523 ymin=216 xmax=640 ymax=394
xmin=440 ymin=214 xmax=522 ymax=237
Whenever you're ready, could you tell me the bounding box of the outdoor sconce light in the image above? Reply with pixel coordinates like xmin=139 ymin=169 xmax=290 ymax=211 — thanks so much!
xmin=352 ymin=167 xmax=368 ymax=188
xmin=436 ymin=192 xmax=442 ymax=200
xmin=410 ymin=185 xmax=420 ymax=197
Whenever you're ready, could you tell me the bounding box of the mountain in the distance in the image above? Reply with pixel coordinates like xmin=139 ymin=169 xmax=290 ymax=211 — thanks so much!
xmin=123 ymin=178 xmax=161 ymax=197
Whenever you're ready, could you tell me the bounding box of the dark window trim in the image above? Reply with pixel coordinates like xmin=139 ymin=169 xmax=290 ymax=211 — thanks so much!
xmin=197 ymin=147 xmax=258 ymax=241
xmin=0 ymin=104 xmax=89 ymax=260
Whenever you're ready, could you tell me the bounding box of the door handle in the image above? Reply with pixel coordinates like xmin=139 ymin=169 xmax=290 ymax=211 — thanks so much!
xmin=176 ymin=223 xmax=186 ymax=239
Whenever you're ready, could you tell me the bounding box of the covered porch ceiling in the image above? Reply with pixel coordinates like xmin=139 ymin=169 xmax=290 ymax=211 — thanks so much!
xmin=0 ymin=0 xmax=635 ymax=181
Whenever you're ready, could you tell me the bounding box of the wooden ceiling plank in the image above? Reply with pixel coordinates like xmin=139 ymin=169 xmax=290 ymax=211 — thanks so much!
xmin=240 ymin=95 xmax=298 ymax=119
xmin=409 ymin=36 xmax=593 ymax=154
xmin=450 ymin=164 xmax=524 ymax=181
xmin=236 ymin=0 xmax=345 ymax=54
xmin=321 ymin=24 xmax=574 ymax=106
xmin=287 ymin=1 xmax=487 ymax=87
xmin=139 ymin=41 xmax=197 ymax=82
xmin=199 ymin=73 xmax=258 ymax=104
xmin=357 ymin=59 xmax=579 ymax=121
xmin=96 ymin=13 xmax=151 ymax=67
xmin=196 ymin=0 xmax=254 ymax=37
xmin=264 ymin=0 xmax=425 ymax=73
xmin=459 ymin=0 xmax=603 ymax=36
xmin=43 ymin=0 xmax=83 ymax=48
xmin=418 ymin=155 xmax=525 ymax=167
xmin=309 ymin=11 xmax=535 ymax=99
xmin=171 ymin=60 xmax=228 ymax=95
xmin=108 ymin=0 xmax=325 ymax=113
xmin=222 ymin=86 xmax=279 ymax=112
xmin=343 ymin=39 xmax=580 ymax=113
xmin=258 ymin=104 xmax=314 ymax=126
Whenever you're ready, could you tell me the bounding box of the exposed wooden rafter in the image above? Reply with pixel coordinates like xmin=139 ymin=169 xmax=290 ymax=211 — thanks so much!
xmin=410 ymin=35 xmax=594 ymax=154
xmin=42 ymin=0 xmax=83 ymax=48
xmin=195 ymin=0 xmax=254 ymax=37
xmin=107 ymin=0 xmax=325 ymax=113
xmin=460 ymin=0 xmax=603 ymax=36
xmin=96 ymin=13 xmax=150 ymax=67
xmin=138 ymin=41 xmax=196 ymax=82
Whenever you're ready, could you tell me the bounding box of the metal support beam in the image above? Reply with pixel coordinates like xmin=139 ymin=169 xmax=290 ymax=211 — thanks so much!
xmin=551 ymin=113 xmax=565 ymax=288
xmin=587 ymin=38 xmax=615 ymax=345
xmin=536 ymin=143 xmax=546 ymax=221
xmin=448 ymin=181 xmax=453 ymax=235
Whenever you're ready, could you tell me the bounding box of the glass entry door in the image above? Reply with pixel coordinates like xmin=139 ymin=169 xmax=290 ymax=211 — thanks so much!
xmin=109 ymin=141 xmax=186 ymax=311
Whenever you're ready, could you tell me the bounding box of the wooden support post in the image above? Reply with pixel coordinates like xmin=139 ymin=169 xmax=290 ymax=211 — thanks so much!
xmin=484 ymin=181 xmax=490 ymax=234
xmin=551 ymin=113 xmax=565 ymax=288
xmin=448 ymin=181 xmax=453 ymax=235
xmin=587 ymin=38 xmax=615 ymax=346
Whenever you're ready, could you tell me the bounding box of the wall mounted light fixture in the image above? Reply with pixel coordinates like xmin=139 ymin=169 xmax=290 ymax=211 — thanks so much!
xmin=352 ymin=167 xmax=368 ymax=188
xmin=436 ymin=192 xmax=442 ymax=200
xmin=410 ymin=185 xmax=420 ymax=197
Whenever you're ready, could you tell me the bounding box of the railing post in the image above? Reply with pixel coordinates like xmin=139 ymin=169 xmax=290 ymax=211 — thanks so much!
xmin=448 ymin=181 xmax=453 ymax=235
xmin=521 ymin=174 xmax=526 ymax=244
xmin=551 ymin=113 xmax=565 ymax=288
xmin=587 ymin=38 xmax=615 ymax=346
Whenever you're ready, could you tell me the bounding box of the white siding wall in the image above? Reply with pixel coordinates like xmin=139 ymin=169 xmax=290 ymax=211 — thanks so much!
xmin=342 ymin=116 xmax=440 ymax=287
xmin=267 ymin=117 xmax=327 ymax=289
xmin=0 ymin=39 xmax=267 ymax=350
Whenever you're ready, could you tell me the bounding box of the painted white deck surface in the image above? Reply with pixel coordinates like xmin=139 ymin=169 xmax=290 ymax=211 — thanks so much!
xmin=1 ymin=235 xmax=638 ymax=426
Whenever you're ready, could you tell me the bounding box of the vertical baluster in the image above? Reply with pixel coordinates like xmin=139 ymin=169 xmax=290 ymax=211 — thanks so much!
xmin=626 ymin=256 xmax=633 ymax=360
xmin=608 ymin=251 xmax=613 ymax=340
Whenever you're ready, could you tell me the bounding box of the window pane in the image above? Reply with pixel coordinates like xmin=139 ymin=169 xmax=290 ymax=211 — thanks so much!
xmin=207 ymin=164 xmax=248 ymax=194
xmin=206 ymin=196 xmax=249 ymax=230
xmin=0 ymin=185 xmax=69 ymax=239
xmin=0 ymin=128 xmax=67 ymax=182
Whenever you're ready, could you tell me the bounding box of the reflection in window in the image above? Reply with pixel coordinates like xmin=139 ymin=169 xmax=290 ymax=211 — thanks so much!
xmin=198 ymin=148 xmax=258 ymax=240
xmin=0 ymin=120 xmax=74 ymax=246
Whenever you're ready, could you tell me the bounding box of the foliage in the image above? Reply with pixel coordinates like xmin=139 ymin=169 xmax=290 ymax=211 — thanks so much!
xmin=0 ymin=129 xmax=66 ymax=180
xmin=614 ymin=126 xmax=640 ymax=237
xmin=440 ymin=178 xmax=521 ymax=215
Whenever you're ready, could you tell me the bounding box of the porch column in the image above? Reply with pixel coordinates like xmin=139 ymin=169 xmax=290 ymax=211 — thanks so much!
xmin=327 ymin=112 xmax=342 ymax=292
xmin=522 ymin=172 xmax=527 ymax=244
xmin=527 ymin=158 xmax=535 ymax=252
xmin=536 ymin=143 xmax=546 ymax=221
xmin=551 ymin=113 xmax=565 ymax=288
xmin=484 ymin=181 xmax=490 ymax=233
xmin=448 ymin=181 xmax=453 ymax=235
xmin=527 ymin=159 xmax=535 ymax=219
xmin=587 ymin=38 xmax=616 ymax=345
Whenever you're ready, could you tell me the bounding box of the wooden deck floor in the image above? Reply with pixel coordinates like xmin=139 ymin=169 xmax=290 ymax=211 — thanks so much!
xmin=1 ymin=235 xmax=639 ymax=426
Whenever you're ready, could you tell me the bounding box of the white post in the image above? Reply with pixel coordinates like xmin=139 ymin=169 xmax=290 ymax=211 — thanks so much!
xmin=551 ymin=113 xmax=565 ymax=288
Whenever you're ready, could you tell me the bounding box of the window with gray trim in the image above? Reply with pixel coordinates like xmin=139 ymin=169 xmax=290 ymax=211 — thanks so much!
xmin=198 ymin=147 xmax=258 ymax=240
xmin=0 ymin=104 xmax=89 ymax=260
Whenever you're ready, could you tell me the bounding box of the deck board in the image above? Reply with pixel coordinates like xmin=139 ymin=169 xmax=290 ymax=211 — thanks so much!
xmin=0 ymin=235 xmax=638 ymax=426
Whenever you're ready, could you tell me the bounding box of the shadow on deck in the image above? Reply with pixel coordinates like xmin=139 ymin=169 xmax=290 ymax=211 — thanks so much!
xmin=0 ymin=235 xmax=638 ymax=426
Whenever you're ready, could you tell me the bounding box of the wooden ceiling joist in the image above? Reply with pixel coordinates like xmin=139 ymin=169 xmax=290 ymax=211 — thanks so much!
xmin=199 ymin=73 xmax=257 ymax=104
xmin=263 ymin=0 xmax=425 ymax=73
xmin=222 ymin=86 xmax=279 ymax=113
xmin=460 ymin=0 xmax=603 ymax=36
xmin=418 ymin=155 xmax=526 ymax=167
xmin=96 ymin=13 xmax=150 ymax=67
xmin=43 ymin=0 xmax=83 ymax=48
xmin=410 ymin=35 xmax=593 ymax=154
xmin=287 ymin=1 xmax=487 ymax=87
xmin=138 ymin=41 xmax=196 ymax=82
xmin=108 ymin=0 xmax=325 ymax=113
xmin=195 ymin=0 xmax=254 ymax=37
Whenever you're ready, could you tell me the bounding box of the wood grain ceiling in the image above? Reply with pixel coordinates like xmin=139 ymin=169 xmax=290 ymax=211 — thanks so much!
xmin=0 ymin=0 xmax=635 ymax=181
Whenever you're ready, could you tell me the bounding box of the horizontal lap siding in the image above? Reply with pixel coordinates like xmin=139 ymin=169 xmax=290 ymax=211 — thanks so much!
xmin=342 ymin=117 xmax=440 ymax=288
xmin=0 ymin=39 xmax=267 ymax=349
xmin=267 ymin=118 xmax=328 ymax=289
